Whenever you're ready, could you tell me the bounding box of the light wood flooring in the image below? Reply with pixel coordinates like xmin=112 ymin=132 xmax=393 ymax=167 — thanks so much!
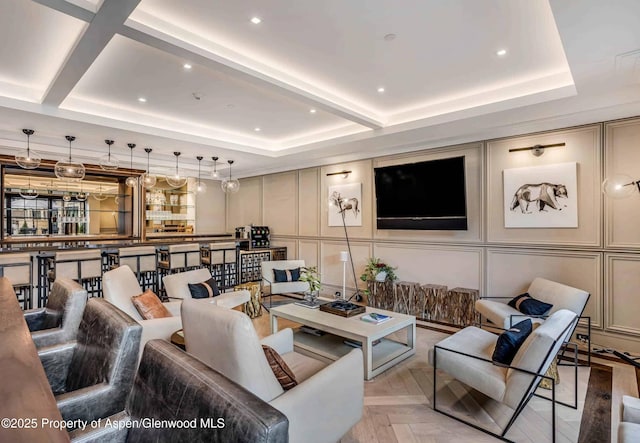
xmin=251 ymin=303 xmax=638 ymax=443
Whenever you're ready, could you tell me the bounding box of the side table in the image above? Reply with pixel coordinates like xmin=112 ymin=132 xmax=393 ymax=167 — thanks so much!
xmin=171 ymin=329 xmax=185 ymax=351
xmin=234 ymin=282 xmax=262 ymax=318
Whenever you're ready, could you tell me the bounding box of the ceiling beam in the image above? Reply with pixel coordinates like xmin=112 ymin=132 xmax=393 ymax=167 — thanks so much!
xmin=120 ymin=20 xmax=384 ymax=129
xmin=41 ymin=0 xmax=142 ymax=107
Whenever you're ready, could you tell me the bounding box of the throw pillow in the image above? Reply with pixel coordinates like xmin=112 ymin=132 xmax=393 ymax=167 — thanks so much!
xmin=132 ymin=289 xmax=171 ymax=320
xmin=188 ymin=277 xmax=221 ymax=299
xmin=273 ymin=267 xmax=301 ymax=283
xmin=492 ymin=319 xmax=533 ymax=365
xmin=508 ymin=292 xmax=553 ymax=316
xmin=262 ymin=345 xmax=297 ymax=390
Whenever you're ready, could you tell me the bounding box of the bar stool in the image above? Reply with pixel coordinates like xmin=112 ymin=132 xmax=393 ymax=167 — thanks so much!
xmin=201 ymin=242 xmax=237 ymax=290
xmin=112 ymin=246 xmax=158 ymax=293
xmin=0 ymin=253 xmax=33 ymax=309
xmin=48 ymin=249 xmax=103 ymax=298
xmin=157 ymin=243 xmax=202 ymax=298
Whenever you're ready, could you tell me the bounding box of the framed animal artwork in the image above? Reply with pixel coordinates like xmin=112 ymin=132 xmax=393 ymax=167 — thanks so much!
xmin=328 ymin=183 xmax=362 ymax=226
xmin=503 ymin=162 xmax=578 ymax=228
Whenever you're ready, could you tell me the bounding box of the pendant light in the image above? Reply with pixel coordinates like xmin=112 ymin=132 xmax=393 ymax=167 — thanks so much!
xmin=99 ymin=139 xmax=119 ymax=170
xmin=140 ymin=148 xmax=157 ymax=188
xmin=76 ymin=184 xmax=88 ymax=201
xmin=166 ymin=151 xmax=187 ymax=188
xmin=63 ymin=185 xmax=72 ymax=202
xmin=19 ymin=176 xmax=39 ymax=200
xmin=125 ymin=143 xmax=138 ymax=188
xmin=16 ymin=129 xmax=41 ymax=169
xmin=55 ymin=136 xmax=85 ymax=182
xmin=211 ymin=156 xmax=220 ymax=178
xmin=221 ymin=160 xmax=240 ymax=193
xmin=92 ymin=183 xmax=108 ymax=201
xmin=196 ymin=156 xmax=207 ymax=193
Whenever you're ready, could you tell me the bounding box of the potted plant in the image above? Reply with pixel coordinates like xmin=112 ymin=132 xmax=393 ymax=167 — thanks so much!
xmin=299 ymin=266 xmax=321 ymax=302
xmin=360 ymin=257 xmax=397 ymax=283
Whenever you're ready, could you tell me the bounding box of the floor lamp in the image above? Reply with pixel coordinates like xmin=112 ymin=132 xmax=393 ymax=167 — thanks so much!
xmin=337 ymin=199 xmax=363 ymax=303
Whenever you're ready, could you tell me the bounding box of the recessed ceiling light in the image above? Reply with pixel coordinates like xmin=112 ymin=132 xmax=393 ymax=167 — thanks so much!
xmin=377 ymin=87 xmax=385 ymax=93
xmin=137 ymin=97 xmax=147 ymax=103
xmin=183 ymin=63 xmax=192 ymax=69
xmin=250 ymin=17 xmax=261 ymax=24
xmin=254 ymin=127 xmax=261 ymax=132
xmin=496 ymin=49 xmax=507 ymax=57
xmin=310 ymin=109 xmax=316 ymax=114
xmin=384 ymin=33 xmax=396 ymax=41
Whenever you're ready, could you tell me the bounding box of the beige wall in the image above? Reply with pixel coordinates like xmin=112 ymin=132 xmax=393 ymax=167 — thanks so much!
xmin=220 ymin=116 xmax=640 ymax=353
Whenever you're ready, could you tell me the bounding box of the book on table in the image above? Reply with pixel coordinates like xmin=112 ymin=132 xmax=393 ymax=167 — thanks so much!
xmin=361 ymin=312 xmax=392 ymax=324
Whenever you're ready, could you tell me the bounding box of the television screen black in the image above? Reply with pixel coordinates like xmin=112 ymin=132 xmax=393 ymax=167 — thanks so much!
xmin=374 ymin=156 xmax=467 ymax=230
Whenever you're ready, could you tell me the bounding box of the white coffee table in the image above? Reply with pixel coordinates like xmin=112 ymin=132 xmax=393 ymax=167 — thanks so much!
xmin=270 ymin=303 xmax=416 ymax=380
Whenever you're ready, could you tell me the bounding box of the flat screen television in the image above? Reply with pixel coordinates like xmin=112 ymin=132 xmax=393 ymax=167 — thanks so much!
xmin=374 ymin=156 xmax=467 ymax=230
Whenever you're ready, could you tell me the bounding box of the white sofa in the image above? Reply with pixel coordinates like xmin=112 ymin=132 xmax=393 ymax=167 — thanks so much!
xmin=162 ymin=268 xmax=250 ymax=308
xmin=103 ymin=265 xmax=182 ymax=356
xmin=260 ymin=260 xmax=308 ymax=295
xmin=475 ymin=277 xmax=589 ymax=331
xmin=181 ymin=298 xmax=364 ymax=443
xmin=619 ymin=396 xmax=640 ymax=443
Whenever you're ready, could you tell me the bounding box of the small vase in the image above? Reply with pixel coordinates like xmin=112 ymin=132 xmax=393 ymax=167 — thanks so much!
xmin=375 ymin=271 xmax=387 ymax=282
xmin=305 ymin=290 xmax=319 ymax=304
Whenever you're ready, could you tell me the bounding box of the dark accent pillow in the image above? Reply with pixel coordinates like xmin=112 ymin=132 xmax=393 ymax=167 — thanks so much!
xmin=492 ymin=319 xmax=533 ymax=365
xmin=262 ymin=345 xmax=297 ymax=390
xmin=132 ymin=289 xmax=171 ymax=320
xmin=508 ymin=292 xmax=553 ymax=316
xmin=273 ymin=267 xmax=300 ymax=283
xmin=188 ymin=277 xmax=221 ymax=299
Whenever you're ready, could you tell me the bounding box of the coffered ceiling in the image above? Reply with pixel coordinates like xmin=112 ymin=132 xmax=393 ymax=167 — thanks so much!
xmin=0 ymin=0 xmax=639 ymax=178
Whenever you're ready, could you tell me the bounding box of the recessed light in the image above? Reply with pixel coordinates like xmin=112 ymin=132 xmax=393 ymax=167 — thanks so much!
xmin=496 ymin=49 xmax=507 ymax=57
xmin=250 ymin=17 xmax=261 ymax=24
xmin=377 ymin=87 xmax=385 ymax=93
xmin=137 ymin=97 xmax=147 ymax=103
xmin=384 ymin=33 xmax=396 ymax=41
xmin=310 ymin=109 xmax=316 ymax=114
xmin=254 ymin=127 xmax=261 ymax=132
xmin=183 ymin=63 xmax=192 ymax=70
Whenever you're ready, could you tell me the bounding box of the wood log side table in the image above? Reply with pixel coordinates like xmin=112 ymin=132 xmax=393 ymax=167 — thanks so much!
xmin=234 ymin=282 xmax=262 ymax=318
xmin=420 ymin=284 xmax=448 ymax=322
xmin=447 ymin=287 xmax=480 ymax=326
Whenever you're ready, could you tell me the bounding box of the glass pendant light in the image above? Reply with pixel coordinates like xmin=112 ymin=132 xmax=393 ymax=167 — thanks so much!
xmin=99 ymin=139 xmax=119 ymax=170
xmin=221 ymin=160 xmax=240 ymax=193
xmin=55 ymin=136 xmax=85 ymax=182
xmin=16 ymin=129 xmax=41 ymax=169
xmin=140 ymin=147 xmax=157 ymax=188
xmin=196 ymin=156 xmax=207 ymax=193
xmin=92 ymin=183 xmax=108 ymax=201
xmin=125 ymin=143 xmax=138 ymax=188
xmin=76 ymin=184 xmax=88 ymax=201
xmin=211 ymin=156 xmax=220 ymax=179
xmin=63 ymin=186 xmax=72 ymax=202
xmin=19 ymin=176 xmax=39 ymax=199
xmin=166 ymin=151 xmax=188 ymax=188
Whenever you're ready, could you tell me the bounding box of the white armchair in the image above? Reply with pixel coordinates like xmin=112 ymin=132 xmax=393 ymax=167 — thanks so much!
xmin=162 ymin=268 xmax=250 ymax=308
xmin=260 ymin=260 xmax=309 ymax=295
xmin=103 ymin=265 xmax=182 ymax=356
xmin=619 ymin=396 xmax=640 ymax=443
xmin=181 ymin=298 xmax=364 ymax=443
xmin=429 ymin=309 xmax=578 ymax=441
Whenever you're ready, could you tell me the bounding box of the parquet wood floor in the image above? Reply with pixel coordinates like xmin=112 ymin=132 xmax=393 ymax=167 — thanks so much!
xmin=251 ymin=306 xmax=636 ymax=443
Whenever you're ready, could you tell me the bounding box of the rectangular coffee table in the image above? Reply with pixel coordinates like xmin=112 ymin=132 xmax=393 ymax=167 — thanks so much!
xmin=270 ymin=303 xmax=416 ymax=380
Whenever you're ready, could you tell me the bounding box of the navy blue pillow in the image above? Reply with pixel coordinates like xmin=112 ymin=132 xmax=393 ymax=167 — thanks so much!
xmin=273 ymin=268 xmax=300 ymax=283
xmin=508 ymin=292 xmax=553 ymax=316
xmin=492 ymin=319 xmax=533 ymax=365
xmin=188 ymin=277 xmax=220 ymax=299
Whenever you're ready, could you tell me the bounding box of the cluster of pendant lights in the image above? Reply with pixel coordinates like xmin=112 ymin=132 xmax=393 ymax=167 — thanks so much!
xmin=14 ymin=129 xmax=241 ymax=196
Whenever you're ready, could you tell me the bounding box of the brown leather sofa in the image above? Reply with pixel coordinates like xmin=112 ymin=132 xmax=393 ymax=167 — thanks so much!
xmin=69 ymin=340 xmax=289 ymax=443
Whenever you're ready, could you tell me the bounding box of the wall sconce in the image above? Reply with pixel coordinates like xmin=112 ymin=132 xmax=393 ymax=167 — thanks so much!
xmin=326 ymin=170 xmax=352 ymax=178
xmin=602 ymin=174 xmax=640 ymax=199
xmin=508 ymin=142 xmax=565 ymax=157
